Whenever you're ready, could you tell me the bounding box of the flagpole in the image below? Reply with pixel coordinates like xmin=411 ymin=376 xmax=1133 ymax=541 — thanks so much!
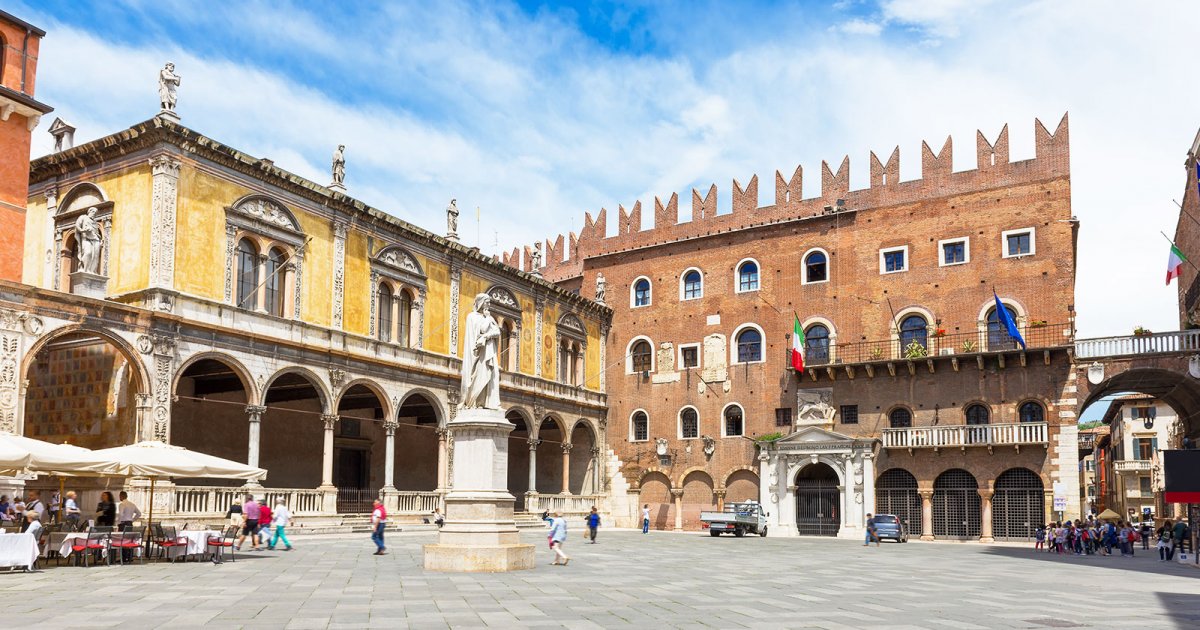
xmin=1160 ymin=231 xmax=1200 ymax=273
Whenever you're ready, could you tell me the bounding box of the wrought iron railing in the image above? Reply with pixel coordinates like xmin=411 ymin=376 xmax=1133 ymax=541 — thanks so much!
xmin=336 ymin=487 xmax=379 ymax=514
xmin=798 ymin=323 xmax=1072 ymax=366
xmin=882 ymin=422 xmax=1048 ymax=448
xmin=1075 ymin=329 xmax=1200 ymax=359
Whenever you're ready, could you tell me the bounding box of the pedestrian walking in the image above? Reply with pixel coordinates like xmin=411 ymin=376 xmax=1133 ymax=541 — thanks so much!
xmin=235 ymin=494 xmax=261 ymax=551
xmin=1140 ymin=521 xmax=1152 ymax=550
xmin=1157 ymin=520 xmax=1173 ymax=561
xmin=548 ymin=511 xmax=569 ymax=565
xmin=267 ymin=499 xmax=293 ymax=551
xmin=864 ymin=513 xmax=879 ymax=547
xmin=371 ymin=498 xmax=387 ymax=555
xmin=586 ymin=506 xmax=600 ymax=543
xmin=257 ymin=498 xmax=273 ymax=541
xmin=642 ymin=504 xmax=650 ymax=534
xmin=1171 ymin=518 xmax=1189 ymax=560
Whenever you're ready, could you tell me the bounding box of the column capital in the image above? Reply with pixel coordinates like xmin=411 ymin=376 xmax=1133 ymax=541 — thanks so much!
xmin=561 ymin=442 xmax=573 ymax=454
xmin=321 ymin=413 xmax=339 ymax=430
xmin=590 ymin=447 xmax=601 ymax=458
xmin=714 ymin=489 xmax=727 ymax=498
xmin=383 ymin=419 xmax=399 ymax=434
xmin=527 ymin=437 xmax=541 ymax=449
xmin=245 ymin=405 xmax=267 ymax=418
xmin=670 ymin=488 xmax=684 ymax=498
xmin=977 ymin=488 xmax=994 ymax=500
xmin=917 ymin=489 xmax=935 ymax=500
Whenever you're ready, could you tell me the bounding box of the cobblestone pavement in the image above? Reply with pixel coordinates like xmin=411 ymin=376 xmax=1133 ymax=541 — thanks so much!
xmin=3 ymin=529 xmax=1199 ymax=629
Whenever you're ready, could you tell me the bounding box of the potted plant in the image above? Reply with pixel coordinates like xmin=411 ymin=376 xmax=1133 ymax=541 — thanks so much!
xmin=932 ymin=328 xmax=947 ymax=338
xmin=869 ymin=347 xmax=884 ymax=360
xmin=1133 ymin=326 xmax=1152 ymax=336
xmin=902 ymin=340 xmax=928 ymax=359
xmin=961 ymin=339 xmax=977 ymax=353
xmin=1029 ymin=319 xmax=1048 ymax=328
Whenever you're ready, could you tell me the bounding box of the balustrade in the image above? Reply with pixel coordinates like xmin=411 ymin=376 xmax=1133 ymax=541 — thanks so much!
xmin=882 ymin=422 xmax=1048 ymax=449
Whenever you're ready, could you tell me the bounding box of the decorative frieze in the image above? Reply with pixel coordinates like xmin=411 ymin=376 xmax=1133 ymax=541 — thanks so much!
xmin=449 ymin=260 xmax=463 ymax=357
xmin=148 ymin=155 xmax=181 ymax=289
xmin=331 ymin=221 xmax=347 ymax=329
xmin=223 ymin=224 xmax=238 ymax=303
xmin=534 ymin=294 xmax=545 ymax=377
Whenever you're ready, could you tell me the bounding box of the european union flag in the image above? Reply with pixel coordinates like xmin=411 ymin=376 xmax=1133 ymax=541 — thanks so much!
xmin=994 ymin=291 xmax=1025 ymax=349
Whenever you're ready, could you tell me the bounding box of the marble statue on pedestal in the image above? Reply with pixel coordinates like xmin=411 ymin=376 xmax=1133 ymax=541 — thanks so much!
xmin=446 ymin=199 xmax=459 ymax=240
xmin=331 ymin=145 xmax=346 ymax=187
xmin=158 ymin=63 xmax=180 ymax=113
xmin=459 ymin=293 xmax=501 ymax=410
xmin=75 ymin=207 xmax=102 ymax=274
xmin=595 ymin=273 xmax=606 ymax=304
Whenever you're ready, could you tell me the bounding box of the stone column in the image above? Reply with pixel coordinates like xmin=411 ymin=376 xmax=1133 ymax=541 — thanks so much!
xmin=527 ymin=438 xmax=540 ymax=499
xmin=590 ymin=447 xmax=601 ymax=494
xmin=862 ymin=453 xmax=876 ymax=517
xmin=436 ymin=428 xmax=449 ymax=491
xmin=715 ymin=489 xmax=727 ymax=511
xmin=382 ymin=420 xmax=398 ymax=490
xmin=561 ymin=443 xmax=573 ymax=494
xmin=978 ymin=488 xmax=995 ymax=543
xmin=837 ymin=485 xmax=848 ymax=528
xmin=671 ymin=488 xmax=684 ymax=531
xmin=320 ymin=414 xmax=337 ymax=488
xmin=148 ymin=155 xmax=181 ymax=290
xmin=919 ymin=489 xmax=935 ymax=541
xmin=134 ymin=394 xmax=154 ymax=443
xmin=245 ymin=404 xmax=266 ymax=470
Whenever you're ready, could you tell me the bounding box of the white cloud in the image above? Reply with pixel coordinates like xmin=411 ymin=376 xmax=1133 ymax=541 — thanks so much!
xmin=836 ymin=18 xmax=884 ymax=36
xmin=20 ymin=0 xmax=1200 ymax=339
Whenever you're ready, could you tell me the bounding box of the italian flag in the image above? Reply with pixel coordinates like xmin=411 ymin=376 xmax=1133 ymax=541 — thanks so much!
xmin=791 ymin=315 xmax=805 ymax=373
xmin=1167 ymin=244 xmax=1187 ymax=285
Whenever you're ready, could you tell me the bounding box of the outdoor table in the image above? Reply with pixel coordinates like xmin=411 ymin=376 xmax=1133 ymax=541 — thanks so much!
xmin=52 ymin=532 xmax=100 ymax=557
xmin=0 ymin=533 xmax=39 ymax=570
xmin=165 ymin=530 xmax=217 ymax=560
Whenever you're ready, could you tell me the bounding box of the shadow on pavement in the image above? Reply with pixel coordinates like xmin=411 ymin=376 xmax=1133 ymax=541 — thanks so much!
xmin=981 ymin=544 xmax=1199 ymax=578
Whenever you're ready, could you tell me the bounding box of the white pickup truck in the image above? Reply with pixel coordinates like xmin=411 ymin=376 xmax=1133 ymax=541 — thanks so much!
xmin=700 ymin=501 xmax=768 ymax=537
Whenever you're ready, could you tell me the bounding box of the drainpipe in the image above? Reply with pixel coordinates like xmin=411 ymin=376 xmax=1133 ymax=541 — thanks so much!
xmin=20 ymin=25 xmax=32 ymax=93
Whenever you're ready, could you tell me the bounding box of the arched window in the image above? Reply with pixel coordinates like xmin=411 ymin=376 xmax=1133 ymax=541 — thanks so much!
xmin=899 ymin=315 xmax=928 ymax=351
xmin=633 ymin=277 xmax=652 ymax=307
xmin=804 ymin=250 xmax=828 ymax=283
xmin=986 ymin=305 xmax=1019 ymax=350
xmin=1019 ymin=401 xmax=1045 ymax=423
xmin=724 ymin=405 xmax=744 ymax=437
xmin=965 ymin=404 xmax=990 ymax=425
xmin=889 ymin=407 xmax=912 ymax=428
xmin=377 ymin=284 xmax=393 ymax=342
xmin=631 ymin=411 xmax=649 ymax=441
xmin=680 ymin=408 xmax=699 ymax=439
xmin=397 ymin=289 xmax=413 ymax=348
xmin=737 ymin=260 xmax=759 ymax=292
xmin=805 ymin=324 xmax=830 ymax=365
xmin=264 ymin=247 xmax=286 ymax=316
xmin=235 ymin=239 xmax=259 ymax=310
xmin=631 ymin=340 xmax=652 ymax=373
xmin=682 ymin=269 xmax=703 ymax=300
xmin=735 ymin=328 xmax=762 ymax=363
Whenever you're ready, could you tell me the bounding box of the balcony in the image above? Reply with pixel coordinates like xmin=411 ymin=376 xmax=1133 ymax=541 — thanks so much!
xmin=1114 ymin=459 xmax=1153 ymax=472
xmin=1125 ymin=489 xmax=1156 ymax=499
xmin=802 ymin=323 xmax=1072 ymax=367
xmin=1075 ymin=329 xmax=1200 ymax=359
xmin=882 ymin=422 xmax=1048 ymax=450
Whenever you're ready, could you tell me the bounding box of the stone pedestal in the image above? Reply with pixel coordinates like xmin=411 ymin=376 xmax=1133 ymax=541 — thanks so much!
xmin=69 ymin=271 xmax=108 ymax=299
xmin=156 ymin=110 xmax=180 ymax=124
xmin=424 ymin=407 xmax=535 ymax=572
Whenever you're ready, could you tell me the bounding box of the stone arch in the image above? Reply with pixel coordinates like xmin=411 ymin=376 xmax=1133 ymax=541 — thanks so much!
xmin=392 ymin=389 xmax=441 ymax=492
xmin=172 ymin=351 xmax=257 ymax=403
xmin=228 ymin=193 xmax=302 ymax=232
xmin=395 ymin=387 xmax=446 ymax=427
xmin=262 ymin=366 xmax=330 ymax=412
xmin=637 ymin=467 xmax=673 ymax=490
xmin=734 ymin=257 xmax=760 ymax=293
xmin=21 ymin=324 xmax=150 ymax=394
xmin=729 ymin=322 xmax=766 ymax=365
xmin=977 ymin=297 xmax=1027 ymax=323
xmin=533 ymin=413 xmax=569 ymax=439
xmin=506 ymin=408 xmax=533 ymax=508
xmin=568 ymin=419 xmax=598 ymax=494
xmin=801 ymin=247 xmax=830 ymax=284
xmin=58 ymin=181 xmax=110 ymax=214
xmin=680 ymin=469 xmax=716 ymax=529
xmin=534 ymin=414 xmax=567 ymax=494
xmin=374 ymin=244 xmax=426 ymax=278
xmin=724 ymin=468 xmax=760 ymax=503
xmin=334 ymin=378 xmax=394 ymax=421
xmin=638 ymin=469 xmax=673 ymax=531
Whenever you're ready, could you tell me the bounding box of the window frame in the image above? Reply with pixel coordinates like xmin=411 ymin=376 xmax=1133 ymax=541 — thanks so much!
xmin=678 ymin=343 xmax=700 ymax=370
xmin=964 ymin=403 xmax=990 ymax=425
xmin=630 ymin=409 xmax=650 ymax=442
xmin=775 ymin=407 xmax=792 ymax=427
xmin=839 ymin=405 xmax=859 ymax=424
xmin=879 ymin=245 xmax=909 ymax=274
xmin=1001 ymin=227 xmax=1036 ymax=258
xmin=721 ymin=403 xmax=745 ymax=438
xmin=376 ymin=282 xmax=393 ymax=343
xmin=888 ymin=406 xmax=913 ymax=428
xmin=731 ymin=324 xmax=766 ymax=365
xmin=626 ymin=336 xmax=654 ymax=374
xmin=679 ymin=406 xmax=700 ymax=440
xmin=802 ymin=248 xmax=829 ymax=285
xmin=937 ymin=237 xmax=970 ymax=267
xmin=235 ymin=238 xmax=260 ymax=311
xmin=680 ymin=267 xmax=704 ymax=301
xmin=735 ymin=258 xmax=760 ymax=293
xmin=631 ymin=276 xmax=652 ymax=308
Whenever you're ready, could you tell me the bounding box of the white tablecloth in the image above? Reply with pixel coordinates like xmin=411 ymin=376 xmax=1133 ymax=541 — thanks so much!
xmin=166 ymin=530 xmax=217 ymax=559
xmin=0 ymin=533 xmax=39 ymax=569
xmin=53 ymin=532 xmax=98 ymax=557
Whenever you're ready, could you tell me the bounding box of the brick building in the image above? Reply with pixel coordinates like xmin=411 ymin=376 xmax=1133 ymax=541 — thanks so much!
xmin=520 ymin=116 xmax=1081 ymax=541
xmin=0 ymin=10 xmax=51 ymax=282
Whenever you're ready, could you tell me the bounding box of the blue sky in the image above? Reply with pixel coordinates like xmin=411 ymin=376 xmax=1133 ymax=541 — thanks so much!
xmin=11 ymin=1 xmax=1200 ymax=385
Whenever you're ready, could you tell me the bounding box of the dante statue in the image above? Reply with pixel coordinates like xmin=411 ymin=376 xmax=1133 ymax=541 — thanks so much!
xmin=74 ymin=207 xmax=102 ymax=274
xmin=331 ymin=145 xmax=346 ymax=185
xmin=595 ymin=273 xmax=606 ymax=303
xmin=158 ymin=62 xmax=180 ymax=112
xmin=459 ymin=293 xmax=502 ymax=409
xmin=446 ymin=199 xmax=459 ymax=236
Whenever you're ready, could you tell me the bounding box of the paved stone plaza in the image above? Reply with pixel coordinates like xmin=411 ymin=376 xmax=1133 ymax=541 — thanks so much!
xmin=3 ymin=529 xmax=1199 ymax=629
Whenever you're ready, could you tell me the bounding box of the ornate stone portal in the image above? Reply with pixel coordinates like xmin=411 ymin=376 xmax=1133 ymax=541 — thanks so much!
xmin=424 ymin=293 xmax=535 ymax=571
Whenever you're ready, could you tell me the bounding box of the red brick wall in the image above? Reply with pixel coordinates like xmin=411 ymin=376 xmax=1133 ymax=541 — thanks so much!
xmin=0 ymin=15 xmax=43 ymax=282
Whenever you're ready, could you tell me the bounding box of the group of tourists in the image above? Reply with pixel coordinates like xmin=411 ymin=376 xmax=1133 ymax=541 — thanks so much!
xmin=2 ymin=489 xmax=143 ymax=532
xmin=1035 ymin=518 xmax=1191 ymax=560
xmin=225 ymin=493 xmax=293 ymax=552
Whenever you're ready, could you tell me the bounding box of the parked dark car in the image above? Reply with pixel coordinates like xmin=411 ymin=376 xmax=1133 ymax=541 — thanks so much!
xmin=871 ymin=514 xmax=908 ymax=543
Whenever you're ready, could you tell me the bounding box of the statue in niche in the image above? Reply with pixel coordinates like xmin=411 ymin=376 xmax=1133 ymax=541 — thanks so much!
xmin=446 ymin=199 xmax=459 ymax=237
xmin=595 ymin=273 xmax=606 ymax=303
xmin=74 ymin=207 xmax=102 ymax=274
xmin=331 ymin=145 xmax=346 ymax=185
xmin=158 ymin=62 xmax=180 ymax=112
xmin=458 ymin=293 xmax=502 ymax=410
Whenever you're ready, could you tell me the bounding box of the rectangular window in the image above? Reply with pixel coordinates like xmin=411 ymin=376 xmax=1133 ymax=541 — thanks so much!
xmin=680 ymin=345 xmax=699 ymax=369
xmin=1137 ymin=437 xmax=1154 ymax=460
xmin=880 ymin=246 xmax=908 ymax=274
xmin=839 ymin=405 xmax=859 ymax=424
xmin=1002 ymin=228 xmax=1036 ymax=257
xmin=1139 ymin=476 xmax=1152 ymax=494
xmin=775 ymin=408 xmax=792 ymax=427
xmin=938 ymin=237 xmax=969 ymax=266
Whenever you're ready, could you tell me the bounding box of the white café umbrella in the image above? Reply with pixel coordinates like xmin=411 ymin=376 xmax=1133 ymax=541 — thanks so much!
xmin=90 ymin=441 xmax=267 ymax=526
xmin=0 ymin=432 xmax=123 ymax=477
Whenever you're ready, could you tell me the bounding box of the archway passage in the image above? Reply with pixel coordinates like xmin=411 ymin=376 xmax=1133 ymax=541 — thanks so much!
xmin=795 ymin=463 xmax=839 ymax=536
xmin=23 ymin=331 xmax=141 ymax=450
xmin=335 ymin=384 xmax=386 ymax=513
xmin=506 ymin=410 xmax=530 ymax=511
xmin=933 ymin=469 xmax=981 ymax=539
xmin=568 ymin=422 xmax=597 ymax=494
xmin=394 ymin=393 xmax=439 ymax=492
xmin=639 ymin=471 xmax=672 ymax=530
xmin=876 ymin=468 xmax=920 ymax=536
xmin=535 ymin=418 xmax=564 ymax=494
xmin=992 ymin=468 xmax=1045 ymax=542
xmin=725 ymin=470 xmax=759 ymax=504
xmin=681 ymin=470 xmax=715 ymax=530
xmin=1079 ymin=366 xmax=1200 ymax=443
xmin=172 ymin=358 xmax=250 ymax=485
xmin=261 ymin=372 xmax=325 ymax=489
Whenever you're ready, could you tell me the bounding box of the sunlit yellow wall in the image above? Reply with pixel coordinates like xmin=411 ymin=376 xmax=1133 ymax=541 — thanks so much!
xmin=421 ymin=257 xmax=450 ymax=354
xmin=21 ymin=195 xmax=47 ymax=287
xmin=105 ymin=165 xmax=153 ymax=295
xmin=584 ymin=320 xmax=601 ymax=390
xmin=294 ymin=212 xmax=331 ymax=327
xmin=175 ymin=166 xmax=251 ymax=299
xmin=518 ymin=292 xmax=537 ymax=376
xmin=543 ymin=301 xmax=560 ymax=379
xmin=342 ymin=231 xmax=371 ymax=336
xmin=458 ymin=271 xmax=489 ymax=359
